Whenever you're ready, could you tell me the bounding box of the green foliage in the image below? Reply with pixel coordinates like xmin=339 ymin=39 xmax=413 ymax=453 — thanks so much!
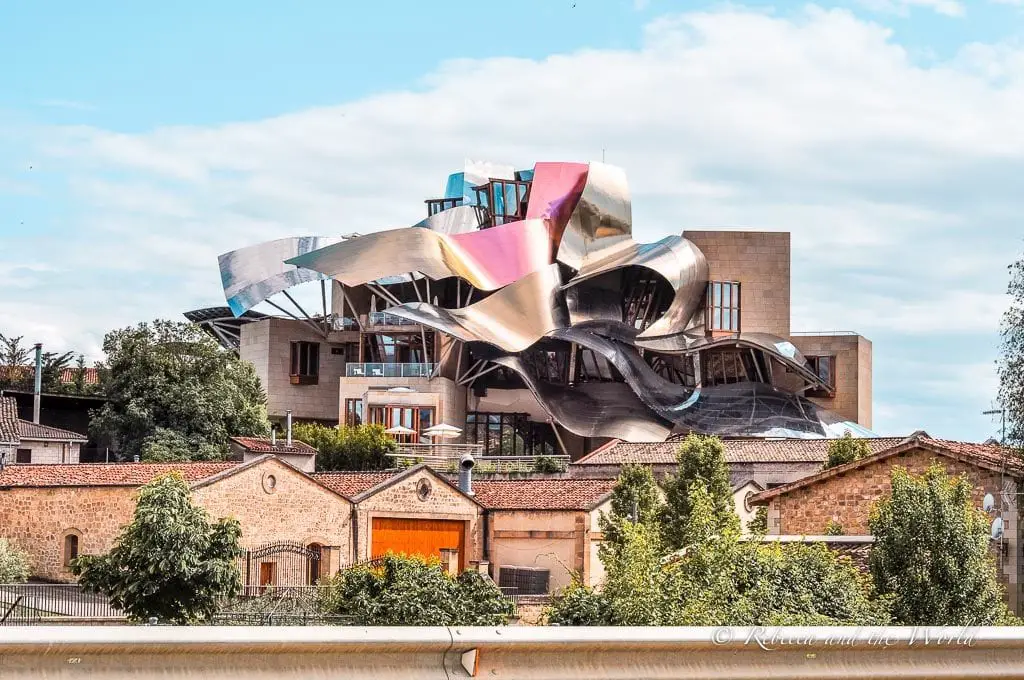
xmin=824 ymin=519 xmax=845 ymax=536
xmin=748 ymin=506 xmax=768 ymax=534
xmin=545 ymin=579 xmax=611 ymax=625
xmin=141 ymin=428 xmax=228 ymax=462
xmin=90 ymin=320 xmax=269 ymax=461
xmin=318 ymin=554 xmax=513 ymax=625
xmin=598 ymin=464 xmax=664 ymax=562
xmin=823 ymin=431 xmax=871 ymax=469
xmin=661 ymin=435 xmax=735 ymax=550
xmin=532 ymin=455 xmax=564 ymax=473
xmin=0 ymin=333 xmax=30 ymax=369
xmin=999 ymin=255 xmax=1024 ymax=447
xmin=72 ymin=473 xmax=242 ymax=623
xmin=39 ymin=350 xmax=75 ymax=393
xmin=0 ymin=538 xmax=30 ymax=583
xmin=290 ymin=422 xmax=397 ymax=471
xmin=869 ymin=464 xmax=1015 ymax=625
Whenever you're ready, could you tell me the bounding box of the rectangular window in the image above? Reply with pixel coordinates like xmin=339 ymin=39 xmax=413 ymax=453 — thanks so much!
xmin=344 ymin=398 xmax=364 ymax=426
xmin=806 ymin=356 xmax=836 ymax=398
xmin=706 ymin=281 xmax=740 ymax=332
xmin=290 ymin=342 xmax=320 ymax=384
xmin=15 ymin=448 xmax=30 ymax=464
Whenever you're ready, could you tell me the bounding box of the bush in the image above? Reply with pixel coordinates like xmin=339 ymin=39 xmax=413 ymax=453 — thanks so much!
xmin=291 ymin=422 xmax=397 ymax=471
xmin=546 ymin=580 xmax=610 ymax=625
xmin=824 ymin=519 xmax=845 ymax=536
xmin=823 ymin=431 xmax=871 ymax=469
xmin=532 ymin=456 xmax=564 ymax=473
xmin=319 ymin=554 xmax=514 ymax=625
xmin=0 ymin=539 xmax=30 ymax=583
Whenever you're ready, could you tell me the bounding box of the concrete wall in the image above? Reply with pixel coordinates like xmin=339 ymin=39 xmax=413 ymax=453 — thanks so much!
xmin=341 ymin=377 xmax=466 ymax=434
xmin=684 ymin=231 xmax=791 ymax=338
xmin=489 ymin=510 xmax=581 ymax=593
xmin=791 ymin=334 xmax=873 ymax=429
xmin=14 ymin=440 xmax=81 ymax=464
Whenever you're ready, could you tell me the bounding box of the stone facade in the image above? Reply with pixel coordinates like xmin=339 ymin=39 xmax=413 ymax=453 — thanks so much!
xmin=684 ymin=230 xmax=791 ymax=338
xmin=353 ymin=468 xmax=482 ymax=565
xmin=13 ymin=440 xmax=81 ymax=465
xmin=342 ymin=376 xmax=466 ymax=433
xmin=791 ymin=334 xmax=873 ymax=429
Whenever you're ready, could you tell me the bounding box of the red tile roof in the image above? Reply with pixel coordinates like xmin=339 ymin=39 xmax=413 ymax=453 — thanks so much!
xmin=0 ymin=461 xmax=239 ymax=488
xmin=17 ymin=420 xmax=87 ymax=442
xmin=575 ymin=436 xmax=907 ymax=466
xmin=472 ymin=479 xmax=617 ymax=511
xmin=0 ymin=366 xmax=99 ymax=385
xmin=0 ymin=397 xmax=18 ymax=444
xmin=750 ymin=435 xmax=1024 ymax=504
xmin=313 ymin=471 xmax=399 ymax=498
xmin=230 ymin=436 xmax=317 ymax=456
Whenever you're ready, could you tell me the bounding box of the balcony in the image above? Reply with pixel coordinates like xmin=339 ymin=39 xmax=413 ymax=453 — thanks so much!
xmin=345 ymin=363 xmax=435 ymax=378
xmin=368 ymin=312 xmax=419 ymax=326
xmin=387 ymin=446 xmax=570 ymax=474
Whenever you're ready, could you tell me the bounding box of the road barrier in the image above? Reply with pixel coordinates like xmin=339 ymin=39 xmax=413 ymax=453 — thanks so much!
xmin=1 ymin=626 xmax=1024 ymax=679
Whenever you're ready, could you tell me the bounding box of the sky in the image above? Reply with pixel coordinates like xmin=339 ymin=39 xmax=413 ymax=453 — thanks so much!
xmin=1 ymin=0 xmax=1023 ymax=442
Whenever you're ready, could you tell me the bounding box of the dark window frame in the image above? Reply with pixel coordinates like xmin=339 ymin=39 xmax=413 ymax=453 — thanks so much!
xmin=63 ymin=533 xmax=79 ymax=567
xmin=290 ymin=341 xmax=320 ymax=385
xmin=15 ymin=448 xmax=30 ymax=464
xmin=805 ymin=355 xmax=836 ymax=398
xmin=706 ymin=281 xmax=741 ymax=332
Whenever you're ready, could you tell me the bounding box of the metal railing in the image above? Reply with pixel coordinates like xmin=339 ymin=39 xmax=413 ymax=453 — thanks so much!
xmin=790 ymin=331 xmax=860 ymax=336
xmin=345 ymin=363 xmax=435 ymax=378
xmin=0 ymin=583 xmax=124 ymax=624
xmin=368 ymin=312 xmax=418 ymax=326
xmin=387 ymin=449 xmax=569 ymax=473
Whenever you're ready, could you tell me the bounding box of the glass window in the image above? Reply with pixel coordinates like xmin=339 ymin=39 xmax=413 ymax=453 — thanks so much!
xmin=806 ymin=356 xmax=836 ymax=398
xmin=63 ymin=534 xmax=79 ymax=567
xmin=344 ymin=399 xmax=363 ymax=426
xmin=290 ymin=342 xmax=320 ymax=381
xmin=707 ymin=282 xmax=740 ymax=332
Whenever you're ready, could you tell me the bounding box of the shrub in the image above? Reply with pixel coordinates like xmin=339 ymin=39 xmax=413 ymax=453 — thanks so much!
xmin=0 ymin=539 xmax=30 ymax=583
xmin=532 ymin=456 xmax=564 ymax=473
xmin=823 ymin=431 xmax=871 ymax=470
xmin=824 ymin=519 xmax=845 ymax=536
xmin=291 ymin=422 xmax=397 ymax=471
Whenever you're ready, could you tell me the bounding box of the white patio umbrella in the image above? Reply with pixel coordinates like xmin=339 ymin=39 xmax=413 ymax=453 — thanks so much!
xmin=384 ymin=425 xmax=417 ymax=436
xmin=422 ymin=423 xmax=462 ymax=439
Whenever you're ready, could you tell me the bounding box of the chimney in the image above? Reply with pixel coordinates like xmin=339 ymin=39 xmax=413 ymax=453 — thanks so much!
xmin=32 ymin=343 xmax=42 ymax=424
xmin=286 ymin=410 xmax=293 ymax=447
xmin=458 ymin=453 xmax=475 ymax=496
xmin=271 ymin=428 xmax=277 ymax=447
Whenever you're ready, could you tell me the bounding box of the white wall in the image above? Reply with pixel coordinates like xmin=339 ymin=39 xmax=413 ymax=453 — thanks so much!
xmin=15 ymin=441 xmax=81 ymax=464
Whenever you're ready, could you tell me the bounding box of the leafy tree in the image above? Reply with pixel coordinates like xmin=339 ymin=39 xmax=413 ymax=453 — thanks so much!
xmin=532 ymin=455 xmax=564 ymax=473
xmin=869 ymin=464 xmax=1015 ymax=625
xmin=90 ymin=320 xmax=269 ymax=461
xmin=660 ymin=434 xmax=734 ymax=550
xmin=601 ymin=520 xmax=666 ymax=625
xmin=599 ymin=464 xmax=664 ymax=562
xmin=0 ymin=333 xmax=30 ymax=390
xmin=748 ymin=506 xmax=768 ymax=534
xmin=546 ymin=579 xmax=611 ymax=625
xmin=823 ymin=431 xmax=871 ymax=469
xmin=72 ymin=473 xmax=242 ymax=623
xmin=0 ymin=538 xmax=31 ymax=583
xmin=999 ymin=254 xmax=1024 ymax=447
xmin=318 ymin=554 xmax=513 ymax=625
xmin=291 ymin=422 xmax=396 ymax=471
xmin=40 ymin=350 xmax=75 ymax=394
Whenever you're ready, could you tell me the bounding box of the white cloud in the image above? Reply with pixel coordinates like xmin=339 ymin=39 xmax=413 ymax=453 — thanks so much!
xmin=857 ymin=0 xmax=966 ymax=16
xmin=6 ymin=5 xmax=1024 ymax=438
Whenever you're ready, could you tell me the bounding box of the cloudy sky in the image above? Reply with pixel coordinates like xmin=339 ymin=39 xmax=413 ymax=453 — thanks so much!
xmin=1 ymin=0 xmax=1022 ymax=441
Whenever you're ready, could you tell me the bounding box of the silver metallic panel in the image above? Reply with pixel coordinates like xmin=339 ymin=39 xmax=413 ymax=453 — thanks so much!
xmin=413 ymin=204 xmax=481 ymax=235
xmin=387 ymin=265 xmax=570 ymax=353
xmin=219 ymin=236 xmax=343 ymax=317
xmin=556 ymin=162 xmax=633 ymax=270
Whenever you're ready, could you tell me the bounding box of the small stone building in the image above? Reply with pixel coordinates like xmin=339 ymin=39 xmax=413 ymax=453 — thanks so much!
xmin=0 ymin=396 xmax=88 ymax=465
xmin=228 ymin=436 xmax=318 ymax=473
xmin=750 ymin=435 xmax=1024 ymax=614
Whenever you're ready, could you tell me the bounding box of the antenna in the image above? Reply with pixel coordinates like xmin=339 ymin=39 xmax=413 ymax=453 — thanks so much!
xmin=602 ymin=148 xmax=606 ymax=163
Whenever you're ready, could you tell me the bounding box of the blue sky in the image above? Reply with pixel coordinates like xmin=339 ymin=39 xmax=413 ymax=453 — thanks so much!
xmin=2 ymin=0 xmax=1023 ymax=441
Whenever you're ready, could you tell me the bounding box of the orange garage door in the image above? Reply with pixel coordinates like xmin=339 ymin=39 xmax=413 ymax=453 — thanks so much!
xmin=371 ymin=517 xmax=466 ymax=569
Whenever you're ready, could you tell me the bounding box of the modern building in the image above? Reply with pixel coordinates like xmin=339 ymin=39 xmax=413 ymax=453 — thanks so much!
xmin=193 ymin=160 xmax=875 ymax=461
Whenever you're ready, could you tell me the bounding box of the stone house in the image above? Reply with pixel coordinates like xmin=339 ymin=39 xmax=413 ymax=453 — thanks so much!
xmin=228 ymin=436 xmax=318 ymax=473
xmin=0 ymin=396 xmax=88 ymax=465
xmin=749 ymin=435 xmax=1024 ymax=615
xmin=473 ymin=479 xmax=616 ymax=593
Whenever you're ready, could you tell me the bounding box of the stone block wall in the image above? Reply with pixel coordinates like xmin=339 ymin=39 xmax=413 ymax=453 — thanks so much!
xmin=791 ymin=334 xmax=872 ymax=428
xmin=684 ymin=231 xmax=791 ymax=338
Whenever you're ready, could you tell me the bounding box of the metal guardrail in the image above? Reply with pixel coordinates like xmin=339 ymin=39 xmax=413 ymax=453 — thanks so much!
xmin=0 ymin=627 xmax=1019 ymax=679
xmin=368 ymin=312 xmax=418 ymax=326
xmin=345 ymin=363 xmax=435 ymax=378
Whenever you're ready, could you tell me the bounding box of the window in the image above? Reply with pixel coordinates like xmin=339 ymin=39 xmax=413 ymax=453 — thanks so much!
xmin=806 ymin=355 xmax=836 ymax=398
xmin=344 ymin=398 xmax=364 ymax=426
xmin=290 ymin=342 xmax=320 ymax=385
xmin=465 ymin=412 xmax=557 ymax=457
xmin=15 ymin=448 xmax=30 ymax=464
xmin=473 ymin=179 xmax=530 ymax=228
xmin=306 ymin=543 xmax=323 ymax=585
xmin=425 ymin=197 xmax=463 ymax=217
xmin=707 ymin=281 xmax=741 ymax=332
xmin=368 ymin=405 xmax=434 ymax=441
xmin=344 ymin=342 xmax=360 ymax=363
xmin=63 ymin=533 xmax=79 ymax=567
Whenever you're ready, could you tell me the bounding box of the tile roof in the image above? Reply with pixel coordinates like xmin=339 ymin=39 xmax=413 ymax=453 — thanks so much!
xmin=0 ymin=461 xmax=239 ymax=488
xmin=0 ymin=397 xmax=18 ymax=444
xmin=230 ymin=436 xmax=317 ymax=455
xmin=17 ymin=420 xmax=87 ymax=442
xmin=750 ymin=435 xmax=1024 ymax=504
xmin=574 ymin=436 xmax=908 ymax=466
xmin=0 ymin=366 xmax=99 ymax=385
xmin=472 ymin=479 xmax=617 ymax=511
xmin=312 ymin=470 xmax=400 ymax=498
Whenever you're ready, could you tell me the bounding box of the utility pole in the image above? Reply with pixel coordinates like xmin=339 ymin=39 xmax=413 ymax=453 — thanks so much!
xmin=983 ymin=409 xmax=1006 ymax=444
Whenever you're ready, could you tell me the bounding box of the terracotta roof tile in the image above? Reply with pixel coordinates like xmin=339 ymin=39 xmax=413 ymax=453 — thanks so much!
xmin=312 ymin=471 xmax=399 ymax=498
xmin=575 ymin=436 xmax=908 ymax=466
xmin=230 ymin=436 xmax=317 ymax=456
xmin=473 ymin=479 xmax=616 ymax=511
xmin=0 ymin=397 xmax=18 ymax=444
xmin=17 ymin=420 xmax=87 ymax=442
xmin=0 ymin=461 xmax=238 ymax=488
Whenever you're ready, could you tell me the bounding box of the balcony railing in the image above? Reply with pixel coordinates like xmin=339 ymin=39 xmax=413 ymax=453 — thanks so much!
xmin=368 ymin=312 xmax=418 ymax=326
xmin=387 ymin=448 xmax=570 ymax=474
xmin=345 ymin=363 xmax=435 ymax=378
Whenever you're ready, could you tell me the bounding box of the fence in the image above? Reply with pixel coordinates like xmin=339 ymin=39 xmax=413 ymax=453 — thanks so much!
xmin=345 ymin=362 xmax=435 ymax=378
xmin=0 ymin=583 xmax=124 ymax=624
xmin=388 ymin=450 xmax=569 ymax=474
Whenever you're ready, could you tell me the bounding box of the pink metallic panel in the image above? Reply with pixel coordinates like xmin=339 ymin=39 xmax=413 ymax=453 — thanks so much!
xmin=525 ymin=162 xmax=589 ymax=253
xmin=447 ymin=218 xmax=552 ymax=288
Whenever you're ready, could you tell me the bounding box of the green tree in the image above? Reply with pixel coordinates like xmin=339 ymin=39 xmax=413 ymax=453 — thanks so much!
xmin=823 ymin=431 xmax=871 ymax=469
xmin=660 ymin=434 xmax=734 ymax=550
xmin=999 ymin=254 xmax=1024 ymax=447
xmin=0 ymin=333 xmax=30 ymax=390
xmin=72 ymin=473 xmax=242 ymax=623
xmin=318 ymin=554 xmax=513 ymax=625
xmin=598 ymin=464 xmax=664 ymax=561
xmin=40 ymin=350 xmax=75 ymax=394
xmin=90 ymin=320 xmax=269 ymax=461
xmin=546 ymin=579 xmax=611 ymax=625
xmin=291 ymin=422 xmax=396 ymax=471
xmin=869 ymin=464 xmax=1015 ymax=625
xmin=824 ymin=519 xmax=845 ymax=536
xmin=748 ymin=506 xmax=768 ymax=534
xmin=0 ymin=538 xmax=30 ymax=583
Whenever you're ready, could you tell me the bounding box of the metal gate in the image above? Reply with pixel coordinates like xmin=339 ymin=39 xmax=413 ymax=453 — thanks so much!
xmin=237 ymin=541 xmax=337 ymax=595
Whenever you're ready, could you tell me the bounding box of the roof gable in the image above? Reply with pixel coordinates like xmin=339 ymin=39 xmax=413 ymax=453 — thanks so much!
xmin=473 ymin=478 xmax=617 ymax=511
xmin=750 ymin=436 xmax=1023 ymax=504
xmin=0 ymin=397 xmax=18 ymax=444
xmin=230 ymin=436 xmax=317 ymax=456
xmin=191 ymin=455 xmax=353 ymax=503
xmin=17 ymin=420 xmax=87 ymax=442
xmin=312 ymin=464 xmax=483 ymax=507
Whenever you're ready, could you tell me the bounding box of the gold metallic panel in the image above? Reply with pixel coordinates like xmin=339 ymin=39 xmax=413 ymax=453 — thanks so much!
xmin=555 ymin=162 xmax=633 ymax=270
